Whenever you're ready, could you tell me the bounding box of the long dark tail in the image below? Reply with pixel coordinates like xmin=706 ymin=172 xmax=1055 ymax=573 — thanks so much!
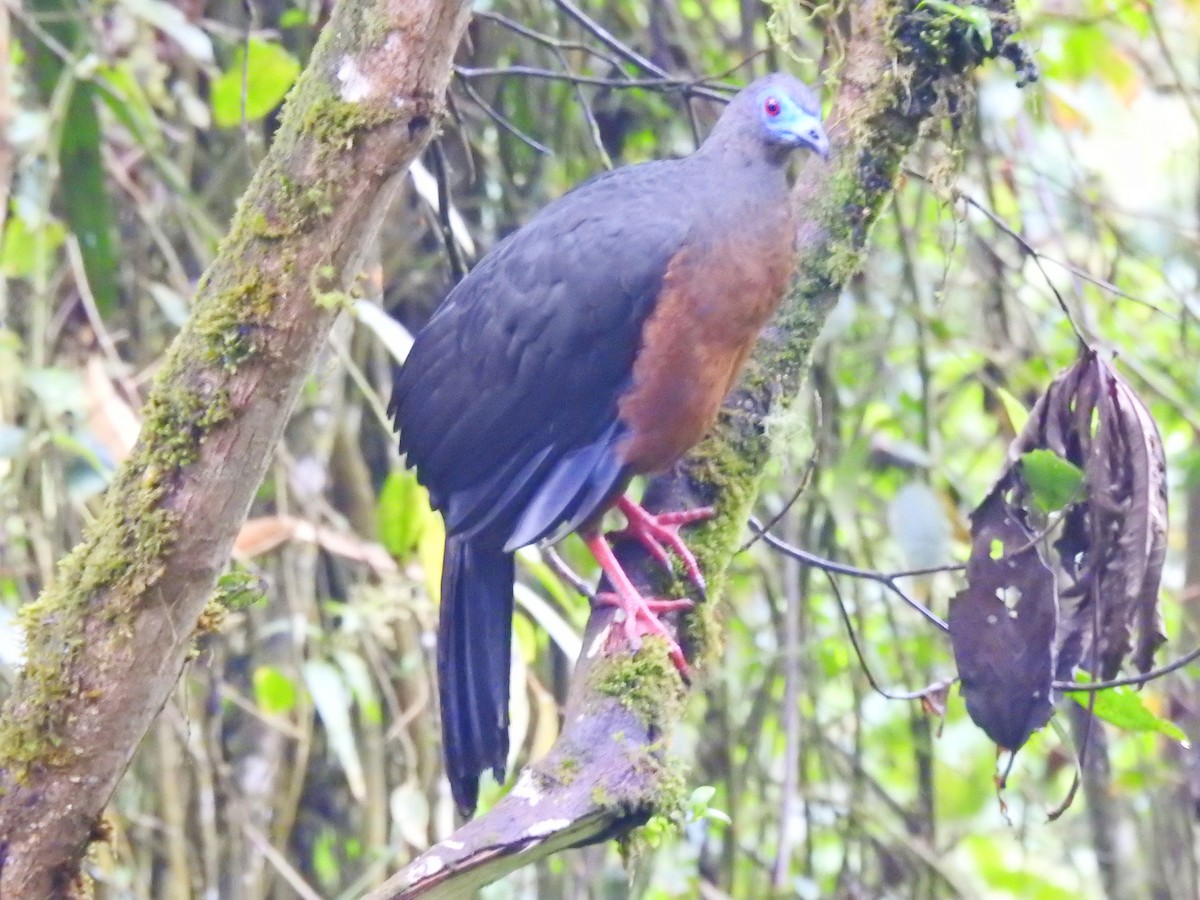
xmin=438 ymin=534 xmax=515 ymax=817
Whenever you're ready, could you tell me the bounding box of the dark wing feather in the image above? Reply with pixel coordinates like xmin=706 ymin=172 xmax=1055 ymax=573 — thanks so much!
xmin=392 ymin=159 xmax=692 ymax=548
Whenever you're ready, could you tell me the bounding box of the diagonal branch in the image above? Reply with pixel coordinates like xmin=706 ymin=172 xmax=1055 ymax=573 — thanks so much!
xmin=0 ymin=1 xmax=472 ymax=894
xmin=372 ymin=1 xmax=1035 ymax=897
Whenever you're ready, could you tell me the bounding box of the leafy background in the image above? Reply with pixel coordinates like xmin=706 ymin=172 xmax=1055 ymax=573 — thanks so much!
xmin=3 ymin=0 xmax=1200 ymax=897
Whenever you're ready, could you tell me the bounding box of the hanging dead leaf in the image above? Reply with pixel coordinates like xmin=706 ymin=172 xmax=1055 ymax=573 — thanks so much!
xmin=949 ymin=491 xmax=1057 ymax=750
xmin=952 ymin=350 xmax=1169 ymax=757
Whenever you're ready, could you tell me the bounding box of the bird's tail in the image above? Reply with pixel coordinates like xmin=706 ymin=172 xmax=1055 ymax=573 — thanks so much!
xmin=438 ymin=534 xmax=515 ymax=817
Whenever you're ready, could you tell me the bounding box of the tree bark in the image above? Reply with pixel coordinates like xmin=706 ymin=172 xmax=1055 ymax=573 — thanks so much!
xmin=371 ymin=2 xmax=1036 ymax=897
xmin=0 ymin=1 xmax=472 ymax=894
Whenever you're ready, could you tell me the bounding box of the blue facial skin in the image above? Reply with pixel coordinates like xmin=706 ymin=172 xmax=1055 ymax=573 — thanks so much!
xmin=757 ymin=89 xmax=831 ymax=159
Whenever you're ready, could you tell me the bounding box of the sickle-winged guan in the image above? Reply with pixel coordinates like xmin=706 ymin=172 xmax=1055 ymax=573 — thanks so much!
xmin=390 ymin=73 xmax=829 ymax=815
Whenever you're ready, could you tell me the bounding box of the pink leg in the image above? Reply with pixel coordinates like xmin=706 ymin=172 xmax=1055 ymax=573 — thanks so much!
xmin=583 ymin=532 xmax=693 ymax=674
xmin=611 ymin=496 xmax=714 ymax=596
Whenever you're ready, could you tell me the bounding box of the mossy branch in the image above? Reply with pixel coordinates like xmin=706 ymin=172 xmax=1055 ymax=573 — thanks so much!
xmin=0 ymin=1 xmax=472 ymax=895
xmin=373 ymin=1 xmax=1034 ymax=896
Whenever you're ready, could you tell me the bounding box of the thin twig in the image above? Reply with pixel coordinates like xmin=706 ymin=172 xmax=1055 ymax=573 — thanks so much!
xmin=748 ymin=519 xmax=952 ymax=632
xmin=65 ymin=236 xmax=142 ymax=407
xmin=473 ymin=11 xmax=628 ymax=72
xmin=551 ymin=0 xmax=668 ymax=77
xmin=454 ymin=65 xmax=723 ymax=100
xmin=910 ymin=168 xmax=1167 ymax=323
xmin=1054 ymin=644 xmax=1200 ymax=691
xmin=739 ymin=393 xmax=822 ymax=553
xmin=549 ymin=45 xmax=613 ymax=170
xmin=429 ymin=140 xmax=467 ymax=282
xmin=455 ymin=75 xmax=553 ymax=156
xmin=541 ymin=544 xmax=594 ymax=600
xmin=241 ymin=822 xmax=324 ymax=900
xmin=824 ymin=570 xmax=956 ymax=701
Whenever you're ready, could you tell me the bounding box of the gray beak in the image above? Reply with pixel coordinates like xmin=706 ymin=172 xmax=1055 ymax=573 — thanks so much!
xmin=805 ymin=123 xmax=831 ymax=160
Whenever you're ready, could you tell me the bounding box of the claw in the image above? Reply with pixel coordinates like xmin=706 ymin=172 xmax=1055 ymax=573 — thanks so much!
xmin=583 ymin=532 xmax=694 ymax=675
xmin=594 ymin=593 xmax=693 ymax=672
xmin=611 ymin=497 xmax=713 ymax=597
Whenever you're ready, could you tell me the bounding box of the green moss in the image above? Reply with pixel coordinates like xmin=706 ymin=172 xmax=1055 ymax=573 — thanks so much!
xmin=582 ymin=736 xmax=685 ymax=838
xmin=685 ymin=594 xmax=722 ymax=668
xmin=0 ymin=321 xmax=240 ymax=774
xmin=192 ymin=271 xmax=274 ymax=372
xmin=314 ymin=289 xmax=353 ymax=311
xmin=615 ymin=758 xmax=688 ymax=861
xmin=592 ymin=640 xmax=686 ymax=731
xmin=195 ymin=597 xmax=227 ymax=636
xmin=329 ymin=0 xmax=392 ymax=56
xmin=297 ymin=80 xmax=400 ymax=148
xmin=251 ymin=174 xmax=335 ymax=239
xmin=550 ymin=755 xmax=580 ymax=786
xmin=0 ymin=0 xmax=452 ymax=788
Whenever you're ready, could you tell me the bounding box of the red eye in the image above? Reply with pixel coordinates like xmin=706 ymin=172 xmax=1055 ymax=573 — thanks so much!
xmin=764 ymin=97 xmax=782 ymax=117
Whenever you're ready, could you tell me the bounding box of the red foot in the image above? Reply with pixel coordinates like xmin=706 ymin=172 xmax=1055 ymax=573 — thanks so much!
xmin=583 ymin=532 xmax=693 ymax=674
xmin=612 ymin=497 xmax=714 ymax=597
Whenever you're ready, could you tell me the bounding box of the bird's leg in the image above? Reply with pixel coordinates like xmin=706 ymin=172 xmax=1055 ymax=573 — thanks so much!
xmin=611 ymin=496 xmax=714 ymax=596
xmin=583 ymin=532 xmax=692 ymax=674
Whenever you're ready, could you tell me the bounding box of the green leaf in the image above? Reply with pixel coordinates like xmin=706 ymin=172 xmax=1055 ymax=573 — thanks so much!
xmin=215 ymin=570 xmax=266 ymax=610
xmin=958 ymin=6 xmax=993 ymax=51
xmin=253 ymin=665 xmax=297 ymax=714
xmin=311 ymin=828 xmax=340 ymax=888
xmin=280 ymin=8 xmax=313 ymax=28
xmin=95 ymin=63 xmax=166 ymax=153
xmin=686 ymin=785 xmax=731 ymax=827
xmin=1 ymin=216 xmax=66 ymax=280
xmin=1066 ymin=677 xmax=1187 ymax=744
xmin=1020 ymin=449 xmax=1085 ymax=513
xmin=378 ymin=469 xmax=431 ymax=559
xmin=211 ymin=39 xmax=301 ymax=128
xmin=994 ymin=385 xmax=1029 ymax=433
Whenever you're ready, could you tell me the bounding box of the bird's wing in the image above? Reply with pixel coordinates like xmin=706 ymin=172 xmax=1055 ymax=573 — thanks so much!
xmin=391 ymin=160 xmax=691 ymax=548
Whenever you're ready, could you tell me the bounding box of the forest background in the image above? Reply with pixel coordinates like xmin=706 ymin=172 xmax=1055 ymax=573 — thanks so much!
xmin=2 ymin=0 xmax=1200 ymax=898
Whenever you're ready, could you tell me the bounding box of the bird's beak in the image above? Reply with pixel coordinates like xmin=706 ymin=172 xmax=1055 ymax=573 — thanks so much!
xmin=797 ymin=116 xmax=830 ymax=160
xmin=777 ymin=107 xmax=830 ymax=160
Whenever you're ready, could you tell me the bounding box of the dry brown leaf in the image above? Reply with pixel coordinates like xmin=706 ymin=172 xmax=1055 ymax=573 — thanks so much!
xmin=235 ymin=515 xmax=397 ymax=574
xmin=951 ymin=350 xmax=1169 ymax=755
xmin=84 ymin=356 xmax=141 ymax=463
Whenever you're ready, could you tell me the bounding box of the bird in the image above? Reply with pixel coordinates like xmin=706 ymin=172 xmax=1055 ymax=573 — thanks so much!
xmin=390 ymin=72 xmax=829 ymax=816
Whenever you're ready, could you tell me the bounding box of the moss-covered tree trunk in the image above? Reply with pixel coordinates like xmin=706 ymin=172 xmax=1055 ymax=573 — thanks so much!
xmin=0 ymin=1 xmax=472 ymax=894
xmin=370 ymin=2 xmax=1034 ymax=897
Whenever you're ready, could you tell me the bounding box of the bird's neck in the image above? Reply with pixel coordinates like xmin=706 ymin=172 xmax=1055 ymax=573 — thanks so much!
xmin=694 ymin=132 xmax=791 ymax=183
xmin=698 ymin=123 xmax=791 ymax=165
xmin=690 ymin=138 xmax=791 ymax=204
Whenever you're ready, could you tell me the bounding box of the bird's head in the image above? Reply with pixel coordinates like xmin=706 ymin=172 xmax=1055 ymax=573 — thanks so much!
xmin=753 ymin=81 xmax=829 ymax=159
xmin=707 ymin=73 xmax=830 ymax=163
